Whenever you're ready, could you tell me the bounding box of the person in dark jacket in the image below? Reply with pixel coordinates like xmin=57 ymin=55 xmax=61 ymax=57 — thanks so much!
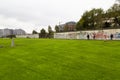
xmin=87 ymin=34 xmax=90 ymax=40
xmin=110 ymin=34 xmax=113 ymax=40
xmin=93 ymin=34 xmax=95 ymax=40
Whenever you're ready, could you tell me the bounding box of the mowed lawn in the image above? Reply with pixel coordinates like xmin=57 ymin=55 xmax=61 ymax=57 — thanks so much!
xmin=0 ymin=39 xmax=120 ymax=80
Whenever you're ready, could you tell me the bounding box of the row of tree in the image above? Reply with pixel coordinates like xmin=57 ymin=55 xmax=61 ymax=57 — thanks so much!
xmin=32 ymin=26 xmax=54 ymax=38
xmin=76 ymin=1 xmax=120 ymax=31
xmin=33 ymin=0 xmax=120 ymax=34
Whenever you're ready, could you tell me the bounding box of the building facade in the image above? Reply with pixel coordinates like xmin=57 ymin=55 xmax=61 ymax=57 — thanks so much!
xmin=0 ymin=29 xmax=3 ymax=37
xmin=58 ymin=21 xmax=76 ymax=32
xmin=0 ymin=28 xmax=26 ymax=37
xmin=65 ymin=21 xmax=76 ymax=31
xmin=13 ymin=29 xmax=26 ymax=35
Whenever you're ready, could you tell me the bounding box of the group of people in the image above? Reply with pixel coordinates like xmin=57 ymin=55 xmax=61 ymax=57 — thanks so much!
xmin=87 ymin=34 xmax=114 ymax=40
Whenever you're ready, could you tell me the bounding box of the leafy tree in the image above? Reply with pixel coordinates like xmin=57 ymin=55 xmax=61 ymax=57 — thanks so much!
xmin=107 ymin=3 xmax=120 ymax=17
xmin=76 ymin=19 xmax=84 ymax=30
xmin=41 ymin=28 xmax=46 ymax=34
xmin=40 ymin=28 xmax=46 ymax=38
xmin=106 ymin=3 xmax=120 ymax=28
xmin=55 ymin=25 xmax=59 ymax=32
xmin=48 ymin=26 xmax=52 ymax=33
xmin=103 ymin=22 xmax=111 ymax=28
xmin=32 ymin=30 xmax=38 ymax=34
xmin=48 ymin=26 xmax=54 ymax=38
xmin=117 ymin=16 xmax=120 ymax=26
xmin=76 ymin=8 xmax=104 ymax=30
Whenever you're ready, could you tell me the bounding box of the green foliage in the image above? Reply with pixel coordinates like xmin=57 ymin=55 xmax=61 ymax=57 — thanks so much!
xmin=48 ymin=26 xmax=54 ymax=38
xmin=6 ymin=35 xmax=16 ymax=39
xmin=0 ymin=39 xmax=120 ymax=80
xmin=76 ymin=3 xmax=120 ymax=30
xmin=32 ymin=30 xmax=38 ymax=34
xmin=107 ymin=3 xmax=120 ymax=17
xmin=103 ymin=22 xmax=111 ymax=28
xmin=76 ymin=8 xmax=104 ymax=30
xmin=39 ymin=28 xmax=46 ymax=38
xmin=40 ymin=28 xmax=46 ymax=34
xmin=48 ymin=26 xmax=52 ymax=33
xmin=55 ymin=25 xmax=59 ymax=32
xmin=76 ymin=19 xmax=85 ymax=30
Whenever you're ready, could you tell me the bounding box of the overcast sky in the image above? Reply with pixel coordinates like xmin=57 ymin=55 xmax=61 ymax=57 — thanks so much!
xmin=0 ymin=0 xmax=115 ymax=33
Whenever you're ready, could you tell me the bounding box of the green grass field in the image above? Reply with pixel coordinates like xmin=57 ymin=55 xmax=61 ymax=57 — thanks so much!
xmin=0 ymin=38 xmax=120 ymax=80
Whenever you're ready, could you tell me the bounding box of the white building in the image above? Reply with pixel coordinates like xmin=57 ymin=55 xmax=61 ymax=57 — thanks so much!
xmin=3 ymin=29 xmax=13 ymax=36
xmin=13 ymin=29 xmax=26 ymax=35
xmin=0 ymin=28 xmax=26 ymax=37
xmin=0 ymin=29 xmax=3 ymax=37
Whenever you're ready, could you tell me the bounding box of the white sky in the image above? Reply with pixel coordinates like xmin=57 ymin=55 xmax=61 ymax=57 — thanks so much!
xmin=0 ymin=0 xmax=115 ymax=33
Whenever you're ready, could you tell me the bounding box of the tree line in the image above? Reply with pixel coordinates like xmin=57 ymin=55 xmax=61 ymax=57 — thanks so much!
xmin=33 ymin=1 xmax=120 ymax=35
xmin=76 ymin=2 xmax=120 ymax=31
xmin=32 ymin=26 xmax=54 ymax=38
xmin=54 ymin=1 xmax=120 ymax=32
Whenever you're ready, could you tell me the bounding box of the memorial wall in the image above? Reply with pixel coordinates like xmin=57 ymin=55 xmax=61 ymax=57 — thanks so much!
xmin=54 ymin=29 xmax=120 ymax=40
